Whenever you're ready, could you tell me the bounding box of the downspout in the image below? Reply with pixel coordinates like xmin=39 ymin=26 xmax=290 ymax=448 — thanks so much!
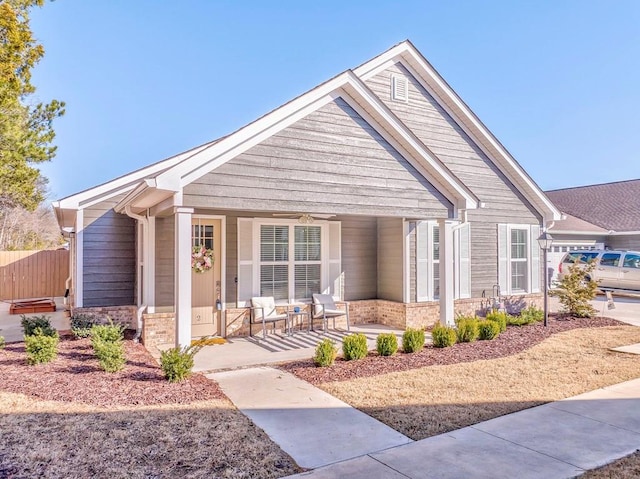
xmin=124 ymin=205 xmax=148 ymax=342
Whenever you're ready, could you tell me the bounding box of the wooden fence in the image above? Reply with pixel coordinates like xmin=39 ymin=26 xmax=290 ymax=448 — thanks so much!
xmin=0 ymin=250 xmax=69 ymax=301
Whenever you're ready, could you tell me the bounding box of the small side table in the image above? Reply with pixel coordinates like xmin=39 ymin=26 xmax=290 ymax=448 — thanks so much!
xmin=288 ymin=310 xmax=310 ymax=334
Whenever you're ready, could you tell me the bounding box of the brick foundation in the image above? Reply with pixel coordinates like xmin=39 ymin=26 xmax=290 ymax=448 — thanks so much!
xmin=71 ymin=305 xmax=137 ymax=329
xmin=142 ymin=312 xmax=176 ymax=352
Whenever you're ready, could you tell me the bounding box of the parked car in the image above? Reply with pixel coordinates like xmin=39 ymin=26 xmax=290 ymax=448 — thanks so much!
xmin=557 ymin=250 xmax=640 ymax=291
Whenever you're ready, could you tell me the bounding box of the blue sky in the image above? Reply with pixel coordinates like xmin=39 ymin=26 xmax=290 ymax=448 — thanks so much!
xmin=30 ymin=0 xmax=640 ymax=200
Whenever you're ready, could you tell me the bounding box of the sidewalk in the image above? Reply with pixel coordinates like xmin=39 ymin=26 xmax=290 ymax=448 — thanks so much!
xmin=288 ymin=378 xmax=640 ymax=478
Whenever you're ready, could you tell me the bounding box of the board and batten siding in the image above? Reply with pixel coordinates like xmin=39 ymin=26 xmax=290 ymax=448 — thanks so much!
xmin=155 ymin=216 xmax=175 ymax=309
xmin=183 ymin=97 xmax=452 ymax=218
xmin=365 ymin=64 xmax=541 ymax=297
xmin=82 ymin=195 xmax=136 ymax=307
xmin=377 ymin=217 xmax=404 ymax=302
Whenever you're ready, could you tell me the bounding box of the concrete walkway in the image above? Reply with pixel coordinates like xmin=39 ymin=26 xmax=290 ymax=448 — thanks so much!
xmin=288 ymin=378 xmax=640 ymax=478
xmin=209 ymin=366 xmax=412 ymax=469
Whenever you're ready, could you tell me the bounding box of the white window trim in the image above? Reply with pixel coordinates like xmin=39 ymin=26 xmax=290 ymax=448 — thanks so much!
xmin=416 ymin=220 xmax=439 ymax=302
xmin=253 ymin=218 xmax=329 ymax=303
xmin=503 ymin=223 xmax=534 ymax=295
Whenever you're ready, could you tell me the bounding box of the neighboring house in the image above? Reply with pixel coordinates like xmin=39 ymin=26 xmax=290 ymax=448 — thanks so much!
xmin=546 ymin=180 xmax=640 ymax=282
xmin=53 ymin=40 xmax=560 ymax=348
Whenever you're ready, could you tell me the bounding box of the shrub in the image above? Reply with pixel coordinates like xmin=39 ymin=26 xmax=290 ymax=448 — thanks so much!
xmin=314 ymin=338 xmax=337 ymax=367
xmin=403 ymin=328 xmax=426 ymax=353
xmin=478 ymin=320 xmax=501 ymax=340
xmin=91 ymin=320 xmax=125 ymax=343
xmin=550 ymin=260 xmax=598 ymax=318
xmin=93 ymin=339 xmax=126 ymax=373
xmin=431 ymin=324 xmax=457 ymax=348
xmin=456 ymin=318 xmax=479 ymax=343
xmin=160 ymin=345 xmax=201 ymax=382
xmin=376 ymin=333 xmax=398 ymax=357
xmin=0 ymin=335 xmax=5 ymax=349
xmin=71 ymin=314 xmax=97 ymax=339
xmin=21 ymin=315 xmax=55 ymax=337
xmin=485 ymin=311 xmax=508 ymax=333
xmin=25 ymin=330 xmax=59 ymax=365
xmin=506 ymin=306 xmax=545 ymax=327
xmin=342 ymin=333 xmax=368 ymax=361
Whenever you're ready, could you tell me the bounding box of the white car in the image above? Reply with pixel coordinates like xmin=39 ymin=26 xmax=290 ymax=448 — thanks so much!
xmin=557 ymin=250 xmax=640 ymax=291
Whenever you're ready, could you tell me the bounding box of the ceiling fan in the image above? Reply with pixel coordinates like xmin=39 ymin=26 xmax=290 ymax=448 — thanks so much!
xmin=272 ymin=213 xmax=335 ymax=223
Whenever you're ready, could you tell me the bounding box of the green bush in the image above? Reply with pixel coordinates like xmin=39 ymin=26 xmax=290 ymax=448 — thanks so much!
xmin=91 ymin=320 xmax=125 ymax=343
xmin=71 ymin=314 xmax=97 ymax=339
xmin=456 ymin=318 xmax=479 ymax=343
xmin=93 ymin=338 xmax=126 ymax=373
xmin=342 ymin=333 xmax=368 ymax=361
xmin=160 ymin=345 xmax=201 ymax=382
xmin=376 ymin=333 xmax=398 ymax=357
xmin=485 ymin=311 xmax=508 ymax=333
xmin=403 ymin=328 xmax=426 ymax=353
xmin=478 ymin=320 xmax=501 ymax=340
xmin=314 ymin=338 xmax=337 ymax=367
xmin=21 ymin=315 xmax=55 ymax=337
xmin=25 ymin=330 xmax=59 ymax=365
xmin=519 ymin=305 xmax=544 ymax=324
xmin=0 ymin=336 xmax=5 ymax=349
xmin=431 ymin=324 xmax=457 ymax=348
xmin=550 ymin=260 xmax=598 ymax=318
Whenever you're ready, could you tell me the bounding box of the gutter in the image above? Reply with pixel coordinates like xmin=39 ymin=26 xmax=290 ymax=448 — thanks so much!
xmin=123 ymin=205 xmax=149 ymax=342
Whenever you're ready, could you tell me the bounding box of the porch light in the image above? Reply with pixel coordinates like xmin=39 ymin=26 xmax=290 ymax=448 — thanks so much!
xmin=537 ymin=231 xmax=553 ymax=327
xmin=298 ymin=214 xmax=315 ymax=224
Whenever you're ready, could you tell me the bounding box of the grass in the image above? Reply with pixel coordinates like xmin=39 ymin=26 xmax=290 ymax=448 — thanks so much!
xmin=318 ymin=325 xmax=640 ymax=440
xmin=0 ymin=392 xmax=299 ymax=478
xmin=580 ymin=450 xmax=640 ymax=478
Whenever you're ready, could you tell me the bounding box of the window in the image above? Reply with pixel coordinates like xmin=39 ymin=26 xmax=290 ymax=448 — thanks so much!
xmin=623 ymin=253 xmax=640 ymax=269
xmin=510 ymin=228 xmax=528 ymax=292
xmin=192 ymin=223 xmax=214 ymax=249
xmin=600 ymin=253 xmax=621 ymax=267
xmin=259 ymin=224 xmax=322 ymax=301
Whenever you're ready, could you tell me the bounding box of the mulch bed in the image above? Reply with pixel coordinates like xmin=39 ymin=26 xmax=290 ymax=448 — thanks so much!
xmin=280 ymin=316 xmax=624 ymax=385
xmin=0 ymin=333 xmax=225 ymax=408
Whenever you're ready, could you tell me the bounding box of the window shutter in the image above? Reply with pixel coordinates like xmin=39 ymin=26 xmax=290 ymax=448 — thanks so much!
xmin=237 ymin=218 xmax=254 ymax=306
xmin=530 ymin=224 xmax=541 ymax=293
xmin=326 ymin=222 xmax=342 ymax=298
xmin=456 ymin=223 xmax=471 ymax=299
xmin=416 ymin=221 xmax=429 ymax=301
xmin=497 ymin=224 xmax=508 ymax=295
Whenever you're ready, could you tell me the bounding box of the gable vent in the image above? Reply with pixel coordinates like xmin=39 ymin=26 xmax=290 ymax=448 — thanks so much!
xmin=391 ymin=74 xmax=409 ymax=102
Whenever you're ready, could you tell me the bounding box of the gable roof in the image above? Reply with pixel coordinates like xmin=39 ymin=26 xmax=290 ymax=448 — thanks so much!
xmin=546 ymin=179 xmax=640 ymax=232
xmin=56 ymin=40 xmax=560 ymax=225
xmin=547 ymin=213 xmax=608 ymax=235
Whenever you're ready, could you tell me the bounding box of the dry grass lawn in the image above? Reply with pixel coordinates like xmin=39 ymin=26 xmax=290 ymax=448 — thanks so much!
xmin=0 ymin=392 xmax=300 ymax=478
xmin=580 ymin=450 xmax=640 ymax=478
xmin=319 ymin=325 xmax=640 ymax=440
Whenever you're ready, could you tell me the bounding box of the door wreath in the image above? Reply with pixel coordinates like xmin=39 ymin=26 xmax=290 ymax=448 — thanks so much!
xmin=191 ymin=244 xmax=214 ymax=273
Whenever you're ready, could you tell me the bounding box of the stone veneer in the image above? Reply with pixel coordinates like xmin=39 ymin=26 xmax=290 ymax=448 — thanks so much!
xmin=72 ymin=305 xmax=137 ymax=329
xmin=142 ymin=312 xmax=176 ymax=352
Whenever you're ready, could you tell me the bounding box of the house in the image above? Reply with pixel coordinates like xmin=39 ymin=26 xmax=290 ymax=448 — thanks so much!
xmin=53 ymin=40 xmax=560 ymax=349
xmin=546 ymin=180 xmax=640 ymax=282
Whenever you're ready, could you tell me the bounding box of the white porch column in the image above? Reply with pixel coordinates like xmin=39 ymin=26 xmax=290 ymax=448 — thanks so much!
xmin=146 ymin=216 xmax=156 ymax=313
xmin=75 ymin=209 xmax=84 ymax=307
xmin=175 ymin=207 xmax=194 ymax=347
xmin=438 ymin=219 xmax=456 ymax=326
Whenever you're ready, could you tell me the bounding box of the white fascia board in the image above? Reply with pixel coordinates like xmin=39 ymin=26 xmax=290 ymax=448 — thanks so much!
xmin=341 ymin=72 xmax=477 ymax=210
xmin=155 ymin=73 xmax=355 ymax=190
xmin=550 ymin=230 xmax=611 ymax=236
xmin=354 ymin=41 xmax=561 ymax=222
xmin=55 ymin=142 xmax=213 ymax=210
xmin=610 ymin=230 xmax=640 ymax=236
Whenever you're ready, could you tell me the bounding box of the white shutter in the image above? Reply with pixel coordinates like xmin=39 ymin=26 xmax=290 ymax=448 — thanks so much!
xmin=497 ymin=224 xmax=509 ymax=295
xmin=326 ymin=222 xmax=342 ymax=299
xmin=416 ymin=221 xmax=429 ymax=301
xmin=530 ymin=224 xmax=541 ymax=293
xmin=237 ymin=218 xmax=254 ymax=306
xmin=456 ymin=223 xmax=471 ymax=299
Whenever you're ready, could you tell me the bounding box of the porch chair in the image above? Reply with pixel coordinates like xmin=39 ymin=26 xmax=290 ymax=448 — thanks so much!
xmin=312 ymin=294 xmax=350 ymax=333
xmin=250 ymin=296 xmax=289 ymax=339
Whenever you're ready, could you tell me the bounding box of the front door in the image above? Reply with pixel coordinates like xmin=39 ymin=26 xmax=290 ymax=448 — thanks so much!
xmin=191 ymin=218 xmax=222 ymax=337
